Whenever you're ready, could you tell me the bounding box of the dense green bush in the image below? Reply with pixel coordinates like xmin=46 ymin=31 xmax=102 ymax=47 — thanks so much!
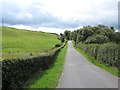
xmin=113 ymin=32 xmax=120 ymax=44
xmin=76 ymin=43 xmax=120 ymax=67
xmin=2 ymin=44 xmax=66 ymax=89
xmin=71 ymin=25 xmax=116 ymax=44
xmin=55 ymin=43 xmax=63 ymax=47
xmin=84 ymin=35 xmax=109 ymax=44
xmin=97 ymin=44 xmax=119 ymax=67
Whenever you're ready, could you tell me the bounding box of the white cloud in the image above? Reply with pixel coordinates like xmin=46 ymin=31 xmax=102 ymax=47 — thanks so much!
xmin=16 ymin=13 xmax=33 ymax=19
xmin=39 ymin=0 xmax=118 ymax=20
xmin=3 ymin=0 xmax=35 ymax=7
xmin=8 ymin=24 xmax=76 ymax=34
xmin=2 ymin=0 xmax=119 ymax=33
xmin=8 ymin=25 xmax=33 ymax=30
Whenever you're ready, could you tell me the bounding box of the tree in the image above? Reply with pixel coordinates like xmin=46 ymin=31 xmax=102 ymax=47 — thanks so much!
xmin=64 ymin=25 xmax=117 ymax=44
xmin=114 ymin=32 xmax=120 ymax=44
xmin=76 ymin=27 xmax=94 ymax=43
xmin=72 ymin=31 xmax=77 ymax=45
xmin=84 ymin=34 xmax=109 ymax=44
xmin=64 ymin=30 xmax=71 ymax=40
xmin=110 ymin=27 xmax=115 ymax=31
xmin=60 ymin=33 xmax=65 ymax=43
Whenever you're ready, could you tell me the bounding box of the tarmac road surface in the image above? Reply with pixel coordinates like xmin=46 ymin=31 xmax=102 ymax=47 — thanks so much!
xmin=57 ymin=41 xmax=118 ymax=88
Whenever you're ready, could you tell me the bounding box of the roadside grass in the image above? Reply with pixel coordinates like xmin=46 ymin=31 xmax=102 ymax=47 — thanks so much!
xmin=72 ymin=42 xmax=118 ymax=77
xmin=25 ymin=43 xmax=68 ymax=88
xmin=2 ymin=26 xmax=60 ymax=59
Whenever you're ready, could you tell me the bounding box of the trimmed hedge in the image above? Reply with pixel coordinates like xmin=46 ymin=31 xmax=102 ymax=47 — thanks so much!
xmin=2 ymin=44 xmax=66 ymax=89
xmin=76 ymin=43 xmax=120 ymax=68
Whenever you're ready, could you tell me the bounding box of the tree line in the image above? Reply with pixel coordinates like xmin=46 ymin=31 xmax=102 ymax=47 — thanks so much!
xmin=60 ymin=25 xmax=120 ymax=44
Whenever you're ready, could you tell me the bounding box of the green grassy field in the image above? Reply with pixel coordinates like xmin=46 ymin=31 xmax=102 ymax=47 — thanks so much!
xmin=2 ymin=27 xmax=60 ymax=59
xmin=24 ymin=43 xmax=68 ymax=88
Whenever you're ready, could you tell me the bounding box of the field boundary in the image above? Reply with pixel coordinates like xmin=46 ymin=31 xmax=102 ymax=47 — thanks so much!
xmin=26 ymin=43 xmax=68 ymax=88
xmin=2 ymin=43 xmax=66 ymax=89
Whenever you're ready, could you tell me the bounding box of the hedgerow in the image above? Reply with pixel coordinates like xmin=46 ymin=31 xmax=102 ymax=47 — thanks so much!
xmin=2 ymin=43 xmax=66 ymax=89
xmin=76 ymin=43 xmax=120 ymax=68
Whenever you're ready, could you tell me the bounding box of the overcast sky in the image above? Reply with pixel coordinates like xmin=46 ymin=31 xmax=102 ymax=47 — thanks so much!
xmin=2 ymin=0 xmax=119 ymax=34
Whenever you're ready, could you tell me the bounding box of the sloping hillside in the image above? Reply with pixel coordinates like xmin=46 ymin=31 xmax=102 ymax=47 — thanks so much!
xmin=2 ymin=27 xmax=60 ymax=59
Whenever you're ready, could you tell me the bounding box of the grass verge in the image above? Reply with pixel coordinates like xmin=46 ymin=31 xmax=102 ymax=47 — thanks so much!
xmin=72 ymin=42 xmax=118 ymax=77
xmin=25 ymin=43 xmax=68 ymax=88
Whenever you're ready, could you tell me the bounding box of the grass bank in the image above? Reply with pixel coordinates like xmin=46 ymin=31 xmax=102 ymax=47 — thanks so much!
xmin=72 ymin=42 xmax=118 ymax=77
xmin=25 ymin=43 xmax=68 ymax=88
xmin=2 ymin=26 xmax=60 ymax=59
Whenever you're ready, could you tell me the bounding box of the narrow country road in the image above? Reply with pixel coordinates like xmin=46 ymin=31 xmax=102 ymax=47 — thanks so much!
xmin=57 ymin=41 xmax=118 ymax=88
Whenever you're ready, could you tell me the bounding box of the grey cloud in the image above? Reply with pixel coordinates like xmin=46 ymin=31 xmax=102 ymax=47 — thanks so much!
xmin=2 ymin=0 xmax=118 ymax=30
xmin=2 ymin=2 xmax=80 ymax=29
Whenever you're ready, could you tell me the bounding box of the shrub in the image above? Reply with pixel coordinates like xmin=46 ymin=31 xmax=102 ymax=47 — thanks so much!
xmin=97 ymin=44 xmax=120 ymax=67
xmin=84 ymin=35 xmax=109 ymax=44
xmin=76 ymin=43 xmax=120 ymax=67
xmin=55 ymin=43 xmax=62 ymax=47
xmin=114 ymin=32 xmax=120 ymax=44
xmin=2 ymin=44 xmax=66 ymax=89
